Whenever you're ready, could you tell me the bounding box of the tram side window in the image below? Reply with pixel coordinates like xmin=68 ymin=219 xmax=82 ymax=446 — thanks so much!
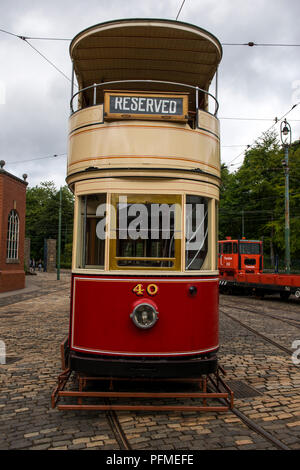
xmin=185 ymin=195 xmax=209 ymax=270
xmin=80 ymin=194 xmax=106 ymax=268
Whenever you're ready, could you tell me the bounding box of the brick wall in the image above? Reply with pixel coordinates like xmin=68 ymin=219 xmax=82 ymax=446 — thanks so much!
xmin=0 ymin=169 xmax=27 ymax=292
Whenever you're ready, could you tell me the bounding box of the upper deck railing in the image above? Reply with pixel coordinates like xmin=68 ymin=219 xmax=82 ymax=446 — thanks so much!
xmin=70 ymin=79 xmax=219 ymax=117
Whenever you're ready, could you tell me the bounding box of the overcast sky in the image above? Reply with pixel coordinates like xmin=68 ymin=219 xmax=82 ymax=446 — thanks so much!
xmin=0 ymin=0 xmax=299 ymax=188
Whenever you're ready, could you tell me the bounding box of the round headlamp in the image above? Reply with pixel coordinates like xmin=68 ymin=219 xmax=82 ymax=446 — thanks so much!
xmin=130 ymin=303 xmax=159 ymax=329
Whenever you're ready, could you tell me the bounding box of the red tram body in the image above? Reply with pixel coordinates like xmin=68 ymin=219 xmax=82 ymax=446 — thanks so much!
xmin=62 ymin=19 xmax=223 ymax=380
xmin=69 ymin=275 xmax=219 ymax=377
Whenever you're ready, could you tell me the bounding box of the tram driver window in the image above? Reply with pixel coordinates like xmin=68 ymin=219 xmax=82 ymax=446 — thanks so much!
xmin=80 ymin=194 xmax=106 ymax=268
xmin=185 ymin=195 xmax=209 ymax=270
xmin=110 ymin=194 xmax=181 ymax=270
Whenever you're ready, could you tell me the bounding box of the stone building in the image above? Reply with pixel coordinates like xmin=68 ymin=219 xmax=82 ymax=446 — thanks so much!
xmin=0 ymin=161 xmax=28 ymax=292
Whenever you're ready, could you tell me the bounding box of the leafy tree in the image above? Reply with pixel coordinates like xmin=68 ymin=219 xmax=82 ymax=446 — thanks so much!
xmin=219 ymin=131 xmax=300 ymax=268
xmin=25 ymin=181 xmax=74 ymax=267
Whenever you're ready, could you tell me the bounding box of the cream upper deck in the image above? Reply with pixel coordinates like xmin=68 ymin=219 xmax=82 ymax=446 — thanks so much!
xmin=70 ymin=19 xmax=222 ymax=111
xmin=67 ymin=19 xmax=221 ymax=194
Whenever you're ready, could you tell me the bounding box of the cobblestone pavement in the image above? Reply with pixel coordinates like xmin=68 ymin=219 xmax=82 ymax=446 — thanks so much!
xmin=0 ymin=278 xmax=300 ymax=450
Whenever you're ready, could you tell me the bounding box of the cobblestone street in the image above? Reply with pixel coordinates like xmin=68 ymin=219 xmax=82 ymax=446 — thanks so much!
xmin=0 ymin=274 xmax=300 ymax=450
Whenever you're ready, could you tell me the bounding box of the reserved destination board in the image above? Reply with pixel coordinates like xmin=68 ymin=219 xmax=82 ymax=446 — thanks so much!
xmin=104 ymin=92 xmax=188 ymax=121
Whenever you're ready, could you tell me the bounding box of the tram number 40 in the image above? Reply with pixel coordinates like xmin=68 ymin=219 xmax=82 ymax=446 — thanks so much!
xmin=132 ymin=283 xmax=159 ymax=296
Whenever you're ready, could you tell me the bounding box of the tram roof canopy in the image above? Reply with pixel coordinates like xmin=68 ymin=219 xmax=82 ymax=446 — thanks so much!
xmin=70 ymin=19 xmax=222 ymax=94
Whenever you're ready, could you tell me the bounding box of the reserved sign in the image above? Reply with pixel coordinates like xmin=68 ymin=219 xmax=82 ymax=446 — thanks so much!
xmin=104 ymin=92 xmax=188 ymax=121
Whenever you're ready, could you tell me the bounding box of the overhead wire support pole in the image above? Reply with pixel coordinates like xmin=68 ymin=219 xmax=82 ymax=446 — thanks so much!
xmin=57 ymin=187 xmax=62 ymax=281
xmin=280 ymin=119 xmax=291 ymax=274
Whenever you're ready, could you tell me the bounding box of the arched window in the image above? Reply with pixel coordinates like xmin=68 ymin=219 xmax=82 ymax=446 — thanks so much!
xmin=7 ymin=210 xmax=19 ymax=260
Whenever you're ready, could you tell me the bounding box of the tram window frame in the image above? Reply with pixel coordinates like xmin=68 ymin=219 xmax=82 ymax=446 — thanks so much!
xmin=185 ymin=195 xmax=210 ymax=271
xmin=109 ymin=194 xmax=182 ymax=270
xmin=222 ymin=242 xmax=232 ymax=254
xmin=77 ymin=193 xmax=107 ymax=269
xmin=215 ymin=201 xmax=219 ymax=270
xmin=239 ymin=242 xmax=261 ymax=255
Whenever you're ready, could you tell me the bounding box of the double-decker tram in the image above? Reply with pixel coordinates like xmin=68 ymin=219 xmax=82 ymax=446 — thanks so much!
xmin=52 ymin=19 xmax=233 ymax=411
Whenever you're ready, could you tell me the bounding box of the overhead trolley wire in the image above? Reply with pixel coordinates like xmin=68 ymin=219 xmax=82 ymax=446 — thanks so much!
xmin=222 ymin=42 xmax=300 ymax=47
xmin=22 ymin=39 xmax=73 ymax=83
xmin=2 ymin=26 xmax=300 ymax=47
xmin=7 ymin=153 xmax=67 ymax=165
xmin=176 ymin=0 xmax=186 ymax=20
xmin=225 ymin=102 xmax=300 ymax=167
xmin=0 ymin=27 xmax=71 ymax=41
xmin=0 ymin=28 xmax=73 ymax=83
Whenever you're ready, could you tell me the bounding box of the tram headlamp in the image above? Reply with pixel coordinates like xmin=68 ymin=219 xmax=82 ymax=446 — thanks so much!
xmin=130 ymin=303 xmax=159 ymax=329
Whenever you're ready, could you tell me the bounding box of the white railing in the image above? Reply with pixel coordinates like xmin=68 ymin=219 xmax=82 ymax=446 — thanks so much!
xmin=70 ymin=79 xmax=219 ymax=116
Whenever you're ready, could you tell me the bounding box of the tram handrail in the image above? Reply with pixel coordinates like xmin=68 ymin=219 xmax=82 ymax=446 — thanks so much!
xmin=70 ymin=79 xmax=219 ymax=116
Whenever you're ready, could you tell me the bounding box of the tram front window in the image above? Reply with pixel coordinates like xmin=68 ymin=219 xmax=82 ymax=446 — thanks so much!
xmin=239 ymin=243 xmax=261 ymax=255
xmin=110 ymin=194 xmax=181 ymax=270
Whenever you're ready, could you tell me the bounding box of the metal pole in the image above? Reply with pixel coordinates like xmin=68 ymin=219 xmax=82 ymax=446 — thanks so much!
xmin=195 ymin=86 xmax=199 ymax=109
xmin=242 ymin=210 xmax=244 ymax=238
xmin=82 ymin=196 xmax=87 ymax=268
xmin=93 ymin=83 xmax=97 ymax=105
xmin=57 ymin=187 xmax=62 ymax=280
xmin=284 ymin=144 xmax=290 ymax=274
xmin=70 ymin=62 xmax=74 ymax=113
xmin=215 ymin=67 xmax=218 ymax=116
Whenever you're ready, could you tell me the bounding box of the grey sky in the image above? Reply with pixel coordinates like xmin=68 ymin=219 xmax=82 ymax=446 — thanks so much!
xmin=0 ymin=0 xmax=299 ymax=188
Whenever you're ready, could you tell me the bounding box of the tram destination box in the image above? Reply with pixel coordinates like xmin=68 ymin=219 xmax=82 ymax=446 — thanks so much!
xmin=104 ymin=91 xmax=188 ymax=122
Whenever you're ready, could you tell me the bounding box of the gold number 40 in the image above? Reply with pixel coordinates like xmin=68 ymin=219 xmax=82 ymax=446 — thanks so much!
xmin=132 ymin=283 xmax=158 ymax=296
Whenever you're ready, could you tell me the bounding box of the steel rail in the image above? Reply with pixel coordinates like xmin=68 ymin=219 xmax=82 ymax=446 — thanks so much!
xmin=208 ymin=346 xmax=291 ymax=450
xmin=220 ymin=308 xmax=293 ymax=355
xmin=221 ymin=300 xmax=300 ymax=329
xmin=209 ymin=391 xmax=291 ymax=450
xmin=230 ymin=407 xmax=290 ymax=450
xmin=221 ymin=294 xmax=300 ymax=316
xmin=105 ymin=404 xmax=132 ymax=450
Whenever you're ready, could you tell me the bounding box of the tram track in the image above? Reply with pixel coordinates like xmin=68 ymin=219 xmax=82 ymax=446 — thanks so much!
xmin=221 ymin=300 xmax=300 ymax=330
xmin=106 ymin=388 xmax=291 ymax=451
xmin=105 ymin=405 xmax=132 ymax=450
xmin=229 ymin=405 xmax=290 ymax=450
xmin=217 ymin=305 xmax=294 ymax=450
xmin=220 ymin=308 xmax=293 ymax=355
xmin=103 ymin=301 xmax=296 ymax=451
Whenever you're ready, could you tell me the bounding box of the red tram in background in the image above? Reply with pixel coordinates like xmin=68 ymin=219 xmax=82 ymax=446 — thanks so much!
xmin=52 ymin=19 xmax=234 ymax=411
xmin=218 ymin=237 xmax=263 ymax=276
xmin=219 ymin=238 xmax=300 ymax=300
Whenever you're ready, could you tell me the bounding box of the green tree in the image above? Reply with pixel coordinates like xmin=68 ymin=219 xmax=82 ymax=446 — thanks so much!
xmin=25 ymin=181 xmax=74 ymax=267
xmin=219 ymin=131 xmax=300 ymax=268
